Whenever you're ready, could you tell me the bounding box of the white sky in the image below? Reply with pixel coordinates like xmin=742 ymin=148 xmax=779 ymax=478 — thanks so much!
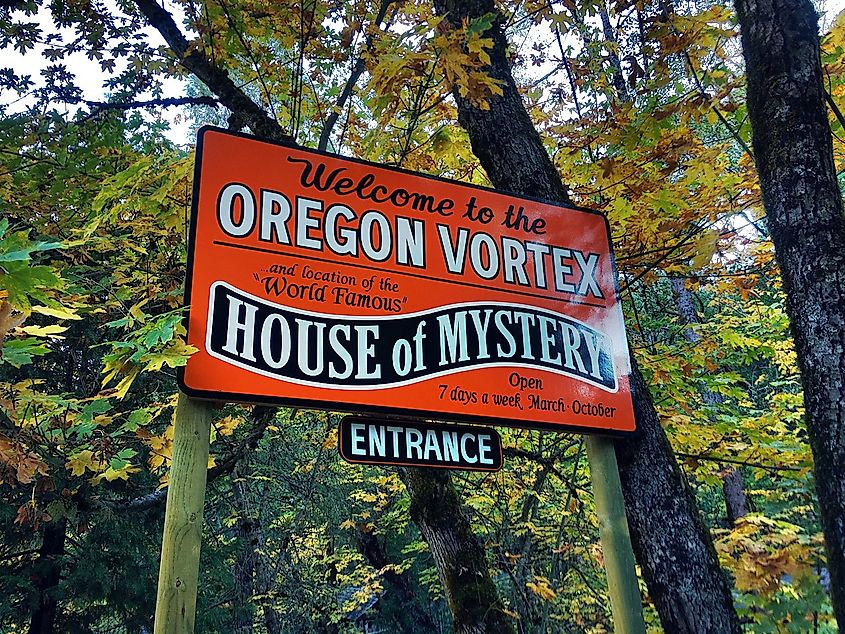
xmin=2 ymin=0 xmax=845 ymax=146
xmin=0 ymin=1 xmax=193 ymax=144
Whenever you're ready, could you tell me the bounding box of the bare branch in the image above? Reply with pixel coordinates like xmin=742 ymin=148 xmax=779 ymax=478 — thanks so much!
xmin=825 ymin=89 xmax=845 ymax=131
xmin=676 ymin=451 xmax=804 ymax=473
xmin=80 ymin=96 xmax=218 ymax=110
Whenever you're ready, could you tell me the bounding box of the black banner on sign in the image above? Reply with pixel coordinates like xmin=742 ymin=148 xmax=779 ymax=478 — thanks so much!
xmin=205 ymin=281 xmax=618 ymax=391
xmin=338 ymin=417 xmax=503 ymax=471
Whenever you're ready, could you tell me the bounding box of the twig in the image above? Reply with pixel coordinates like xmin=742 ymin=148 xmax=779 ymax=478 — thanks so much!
xmin=318 ymin=0 xmax=394 ymax=151
xmin=675 ymin=451 xmax=804 ymax=473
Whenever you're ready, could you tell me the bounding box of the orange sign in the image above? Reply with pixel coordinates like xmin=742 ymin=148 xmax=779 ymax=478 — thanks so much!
xmin=179 ymin=127 xmax=636 ymax=434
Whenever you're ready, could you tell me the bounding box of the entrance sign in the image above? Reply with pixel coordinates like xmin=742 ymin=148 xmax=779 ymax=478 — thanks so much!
xmin=338 ymin=417 xmax=503 ymax=471
xmin=180 ymin=127 xmax=636 ymax=434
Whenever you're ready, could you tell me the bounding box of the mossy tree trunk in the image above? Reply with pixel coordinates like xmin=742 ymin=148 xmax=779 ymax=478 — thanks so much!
xmin=399 ymin=468 xmax=516 ymax=634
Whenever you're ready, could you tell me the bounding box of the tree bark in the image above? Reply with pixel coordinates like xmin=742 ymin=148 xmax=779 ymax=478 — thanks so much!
xmin=432 ymin=0 xmax=741 ymax=630
xmin=399 ymin=468 xmax=515 ymax=634
xmin=28 ymin=518 xmax=67 ymax=634
xmin=615 ymin=370 xmax=740 ymax=632
xmin=734 ymin=0 xmax=845 ymax=624
xmin=722 ymin=468 xmax=749 ymax=525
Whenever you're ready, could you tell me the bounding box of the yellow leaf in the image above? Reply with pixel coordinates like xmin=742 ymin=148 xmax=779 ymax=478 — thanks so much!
xmin=322 ymin=427 xmax=338 ymax=449
xmin=112 ymin=368 xmax=140 ymax=399
xmin=20 ymin=324 xmax=67 ymax=337
xmin=92 ymin=463 xmax=140 ymax=483
xmin=66 ymin=450 xmax=104 ymax=476
xmin=31 ymin=305 xmax=82 ymax=320
xmin=215 ymin=415 xmax=243 ymax=437
xmin=526 ymin=577 xmax=557 ymax=601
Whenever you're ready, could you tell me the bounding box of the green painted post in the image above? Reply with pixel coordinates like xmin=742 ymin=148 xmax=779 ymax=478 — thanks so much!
xmin=585 ymin=435 xmax=646 ymax=634
xmin=153 ymin=393 xmax=214 ymax=634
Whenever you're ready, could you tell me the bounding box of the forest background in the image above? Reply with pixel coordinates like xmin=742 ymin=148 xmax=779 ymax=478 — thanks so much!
xmin=2 ymin=0 xmax=845 ymax=632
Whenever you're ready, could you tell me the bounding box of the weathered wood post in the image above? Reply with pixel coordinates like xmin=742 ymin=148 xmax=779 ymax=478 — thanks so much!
xmin=153 ymin=392 xmax=214 ymax=634
xmin=586 ymin=436 xmax=646 ymax=633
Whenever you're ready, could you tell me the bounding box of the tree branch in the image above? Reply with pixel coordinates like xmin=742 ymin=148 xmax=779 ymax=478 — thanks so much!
xmin=318 ymin=0 xmax=393 ymax=151
xmin=132 ymin=0 xmax=291 ymax=142
xmin=676 ymin=451 xmax=804 ymax=473
xmin=502 ymin=445 xmax=583 ymax=498
xmin=80 ymin=96 xmax=219 ymax=110
xmin=682 ymin=50 xmax=754 ymax=161
xmin=825 ymin=89 xmax=845 ymax=131
xmin=109 ymin=406 xmax=279 ymax=512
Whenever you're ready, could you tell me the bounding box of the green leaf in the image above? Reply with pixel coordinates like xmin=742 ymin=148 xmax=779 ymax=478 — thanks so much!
xmin=116 ymin=448 xmax=137 ymax=460
xmin=73 ymin=422 xmax=97 ymax=440
xmin=0 ymin=262 xmax=62 ymax=310
xmin=466 ymin=13 xmax=495 ymax=35
xmin=1 ymin=338 xmax=51 ymax=367
xmin=109 ymin=457 xmax=128 ymax=471
xmin=2 ymin=241 xmax=62 ymax=261
xmin=79 ymin=398 xmax=111 ymax=424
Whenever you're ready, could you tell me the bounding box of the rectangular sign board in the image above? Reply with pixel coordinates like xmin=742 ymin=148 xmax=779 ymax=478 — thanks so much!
xmin=339 ymin=417 xmax=503 ymax=471
xmin=180 ymin=127 xmax=636 ymax=434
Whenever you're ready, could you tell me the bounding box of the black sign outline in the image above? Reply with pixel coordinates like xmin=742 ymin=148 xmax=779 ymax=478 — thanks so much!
xmin=338 ymin=416 xmax=503 ymax=471
xmin=205 ymin=281 xmax=619 ymax=392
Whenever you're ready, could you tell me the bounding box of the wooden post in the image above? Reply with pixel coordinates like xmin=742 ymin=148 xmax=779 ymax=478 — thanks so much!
xmin=586 ymin=435 xmax=646 ymax=634
xmin=154 ymin=393 xmax=214 ymax=634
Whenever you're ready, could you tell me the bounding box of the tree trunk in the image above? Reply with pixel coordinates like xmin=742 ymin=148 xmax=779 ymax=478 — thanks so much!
xmin=432 ymin=0 xmax=741 ymax=630
xmin=254 ymin=534 xmax=282 ymax=634
xmin=722 ymin=468 xmax=749 ymax=525
xmin=231 ymin=461 xmax=257 ymax=634
xmin=734 ymin=0 xmax=845 ymax=624
xmin=615 ymin=370 xmax=740 ymax=632
xmin=231 ymin=452 xmax=282 ymax=634
xmin=28 ymin=518 xmax=67 ymax=634
xmin=399 ymin=467 xmax=515 ymax=634
xmin=670 ymin=277 xmax=749 ymax=525
xmin=354 ymin=525 xmax=439 ymax=633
